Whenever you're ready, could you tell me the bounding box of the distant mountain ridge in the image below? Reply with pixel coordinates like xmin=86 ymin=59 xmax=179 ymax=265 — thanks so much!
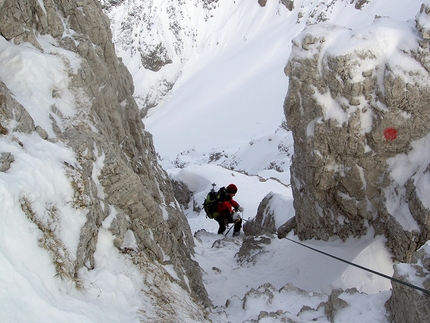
xmin=101 ymin=0 xmax=373 ymax=115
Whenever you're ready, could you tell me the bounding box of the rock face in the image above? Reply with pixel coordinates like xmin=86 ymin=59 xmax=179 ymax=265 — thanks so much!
xmin=284 ymin=6 xmax=430 ymax=320
xmin=0 ymin=0 xmax=210 ymax=319
xmin=284 ymin=10 xmax=430 ymax=263
xmin=243 ymin=192 xmax=295 ymax=237
xmin=387 ymin=241 xmax=430 ymax=322
xmin=244 ymin=193 xmax=279 ymax=236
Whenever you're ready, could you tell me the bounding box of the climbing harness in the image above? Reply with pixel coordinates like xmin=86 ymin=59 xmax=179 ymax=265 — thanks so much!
xmin=242 ymin=218 xmax=430 ymax=296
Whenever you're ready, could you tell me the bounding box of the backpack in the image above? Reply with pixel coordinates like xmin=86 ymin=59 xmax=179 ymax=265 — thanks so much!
xmin=203 ymin=184 xmax=228 ymax=218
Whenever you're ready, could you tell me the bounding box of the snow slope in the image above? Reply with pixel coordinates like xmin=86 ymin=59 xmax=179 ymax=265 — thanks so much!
xmin=140 ymin=0 xmax=424 ymax=164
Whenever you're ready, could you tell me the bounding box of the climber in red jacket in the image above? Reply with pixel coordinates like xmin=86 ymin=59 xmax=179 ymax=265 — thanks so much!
xmin=215 ymin=184 xmax=243 ymax=236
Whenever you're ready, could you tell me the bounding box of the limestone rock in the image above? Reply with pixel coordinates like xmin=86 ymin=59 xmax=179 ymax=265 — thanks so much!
xmin=244 ymin=192 xmax=295 ymax=237
xmin=277 ymin=216 xmax=296 ymax=239
xmin=280 ymin=0 xmax=294 ymax=12
xmin=387 ymin=241 xmax=430 ymax=322
xmin=225 ymin=282 xmax=328 ymax=322
xmin=140 ymin=43 xmax=173 ymax=71
xmin=0 ymin=152 xmax=14 ymax=172
xmin=258 ymin=0 xmax=267 ymax=7
xmin=354 ymin=0 xmax=371 ymax=10
xmin=236 ymin=236 xmax=271 ymax=265
xmin=244 ymin=192 xmax=278 ymax=236
xmin=324 ymin=289 xmax=348 ymax=322
xmin=171 ymin=179 xmax=193 ymax=211
xmin=0 ymin=81 xmax=35 ymax=134
xmin=284 ymin=15 xmax=430 ymax=262
xmin=0 ymin=0 xmax=211 ymax=317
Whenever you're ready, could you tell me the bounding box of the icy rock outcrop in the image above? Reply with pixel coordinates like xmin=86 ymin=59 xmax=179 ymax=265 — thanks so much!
xmin=236 ymin=236 xmax=272 ymax=266
xmin=387 ymin=241 xmax=430 ymax=322
xmin=259 ymin=0 xmax=293 ymax=11
xmin=223 ymin=282 xmax=385 ymax=322
xmin=224 ymin=283 xmax=327 ymax=322
xmin=244 ymin=191 xmax=296 ymax=237
xmin=0 ymin=152 xmax=14 ymax=172
xmin=353 ymin=0 xmax=371 ymax=10
xmin=284 ymin=12 xmax=430 ymax=262
xmin=0 ymin=0 xmax=211 ymax=318
xmin=244 ymin=193 xmax=279 ymax=236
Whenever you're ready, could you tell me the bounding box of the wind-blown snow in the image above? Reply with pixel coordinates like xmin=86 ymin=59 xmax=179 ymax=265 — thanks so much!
xmin=1 ymin=0 xmax=429 ymax=322
xmin=385 ymin=133 xmax=430 ymax=231
xmin=0 ymin=36 xmax=80 ymax=137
